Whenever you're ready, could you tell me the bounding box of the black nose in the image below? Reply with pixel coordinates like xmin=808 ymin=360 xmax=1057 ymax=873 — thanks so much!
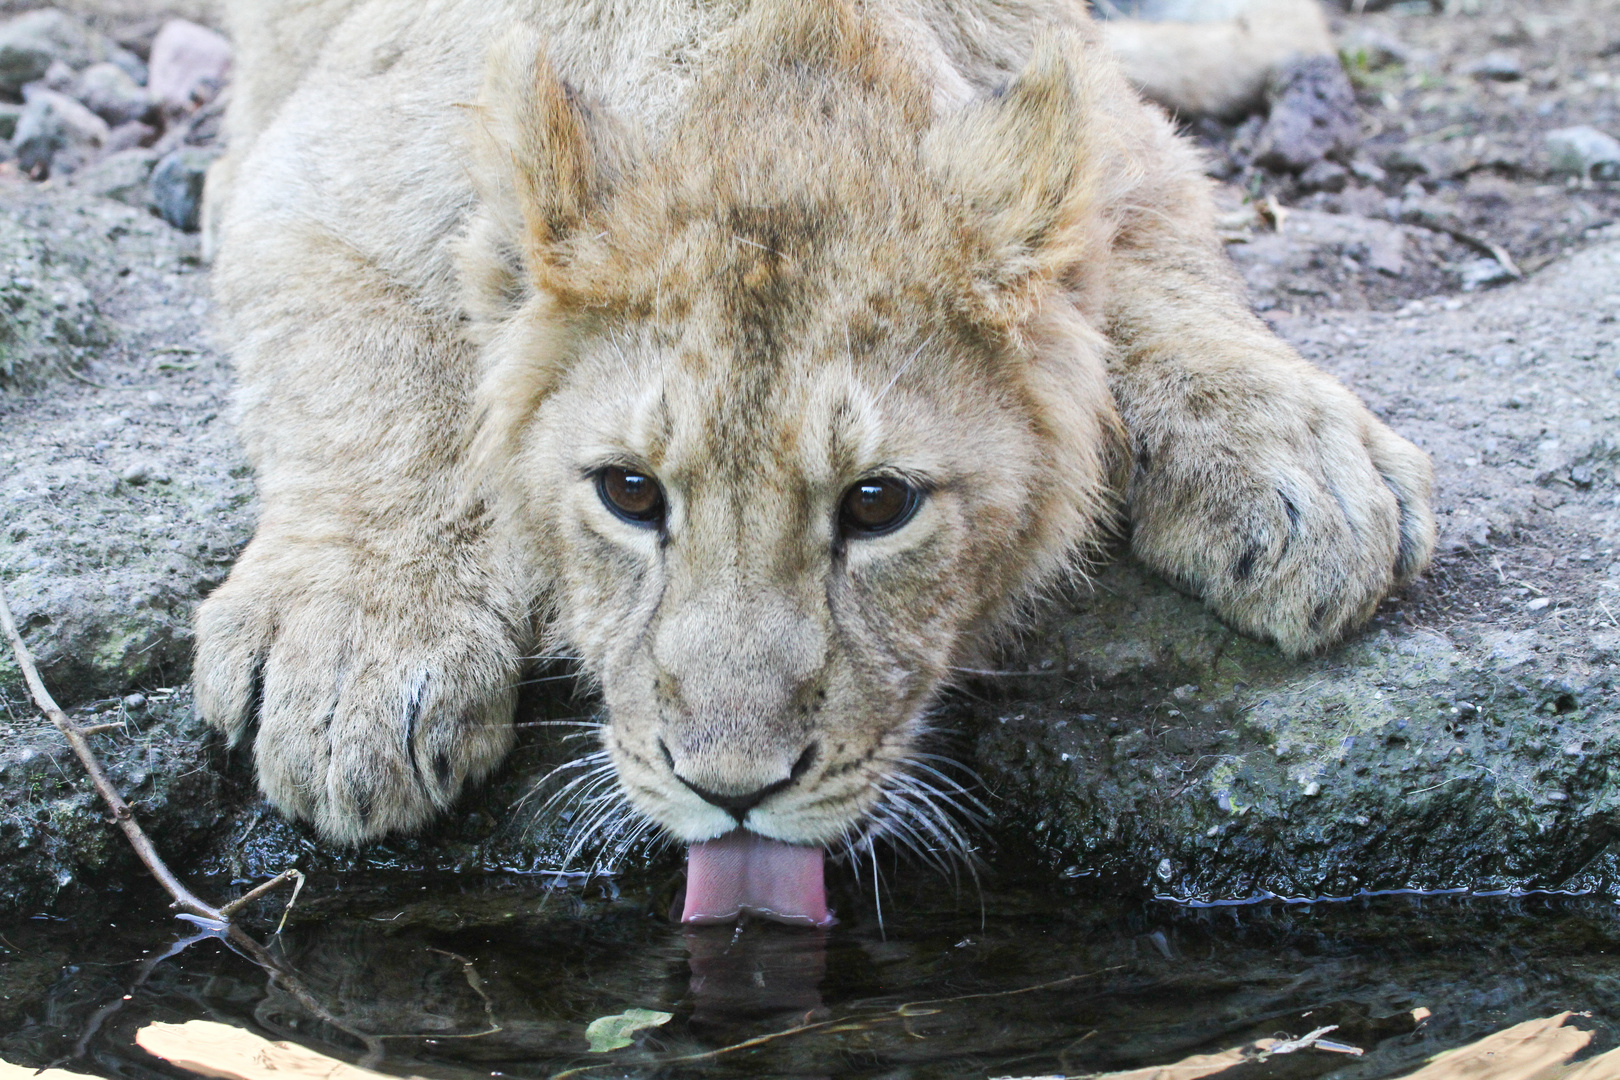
xmin=663 ymin=742 xmax=818 ymax=822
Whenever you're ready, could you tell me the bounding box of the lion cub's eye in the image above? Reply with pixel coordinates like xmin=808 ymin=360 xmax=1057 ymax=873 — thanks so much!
xmin=839 ymin=478 xmax=920 ymax=538
xmin=597 ymin=467 xmax=665 ymax=527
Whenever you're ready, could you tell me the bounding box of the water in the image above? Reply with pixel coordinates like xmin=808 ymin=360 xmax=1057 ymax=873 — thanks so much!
xmin=3 ymin=868 xmax=1619 ymax=1079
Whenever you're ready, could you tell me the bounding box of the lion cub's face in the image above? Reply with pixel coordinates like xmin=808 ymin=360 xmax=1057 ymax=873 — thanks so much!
xmin=469 ymin=11 xmax=1122 ymax=853
xmin=527 ymin=307 xmax=1057 ymax=847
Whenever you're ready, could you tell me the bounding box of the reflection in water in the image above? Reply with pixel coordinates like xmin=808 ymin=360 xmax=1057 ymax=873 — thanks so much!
xmin=684 ymin=923 xmax=828 ymax=1034
xmin=3 ymin=872 xmax=1620 ymax=1078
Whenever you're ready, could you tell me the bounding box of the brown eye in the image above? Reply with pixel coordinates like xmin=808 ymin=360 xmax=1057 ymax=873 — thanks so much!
xmin=839 ymin=477 xmax=920 ymax=537
xmin=597 ymin=467 xmax=665 ymax=526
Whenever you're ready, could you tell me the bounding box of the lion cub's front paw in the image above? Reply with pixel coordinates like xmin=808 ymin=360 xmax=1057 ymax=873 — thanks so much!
xmin=1127 ymin=378 xmax=1435 ymax=656
xmin=193 ymin=538 xmax=519 ymax=843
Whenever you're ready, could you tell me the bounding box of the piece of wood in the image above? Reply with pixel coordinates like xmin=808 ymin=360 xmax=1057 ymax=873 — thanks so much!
xmin=136 ymin=1021 xmax=405 ymax=1080
xmin=0 ymin=1060 xmax=103 ymax=1080
xmin=1400 ymin=1013 xmax=1594 ymax=1080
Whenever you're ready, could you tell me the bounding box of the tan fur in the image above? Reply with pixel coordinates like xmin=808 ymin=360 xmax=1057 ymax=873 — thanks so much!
xmin=196 ymin=0 xmax=1434 ymax=845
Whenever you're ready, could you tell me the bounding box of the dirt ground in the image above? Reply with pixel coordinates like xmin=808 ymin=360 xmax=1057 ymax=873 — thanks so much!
xmin=0 ymin=0 xmax=1617 ymax=911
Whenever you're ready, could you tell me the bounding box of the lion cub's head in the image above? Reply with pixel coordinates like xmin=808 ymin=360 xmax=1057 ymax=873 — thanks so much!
xmin=464 ymin=4 xmax=1124 ymax=865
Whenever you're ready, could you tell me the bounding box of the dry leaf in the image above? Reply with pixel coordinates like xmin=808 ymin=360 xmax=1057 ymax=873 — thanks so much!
xmin=585 ymin=1008 xmax=674 ymax=1052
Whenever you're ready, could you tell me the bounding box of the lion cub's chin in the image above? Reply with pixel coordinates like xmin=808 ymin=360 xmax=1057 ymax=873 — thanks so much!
xmin=681 ymin=831 xmax=833 ymax=928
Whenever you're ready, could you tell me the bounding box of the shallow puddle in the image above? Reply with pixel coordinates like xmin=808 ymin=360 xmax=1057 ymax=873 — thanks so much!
xmin=3 ymin=870 xmax=1618 ymax=1079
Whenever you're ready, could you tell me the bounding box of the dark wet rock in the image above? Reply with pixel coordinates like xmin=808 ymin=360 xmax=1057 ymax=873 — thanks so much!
xmin=71 ymin=59 xmax=145 ymax=127
xmin=145 ymin=18 xmax=227 ymax=119
xmin=0 ymin=8 xmax=109 ymax=99
xmin=146 ymin=145 xmax=213 ymax=231
xmin=1546 ymin=126 xmax=1620 ymax=182
xmin=0 ymin=100 xmax=19 ymax=140
xmin=12 ymin=84 xmax=106 ymax=178
xmin=1253 ymin=56 xmax=1359 ymax=173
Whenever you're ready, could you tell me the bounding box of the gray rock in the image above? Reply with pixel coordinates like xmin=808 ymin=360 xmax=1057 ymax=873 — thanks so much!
xmin=1229 ymin=208 xmax=1407 ymax=291
xmin=0 ymin=222 xmax=108 ymax=392
xmin=1545 ymin=126 xmax=1620 ymax=182
xmin=12 ymin=86 xmax=107 ymax=179
xmin=68 ymin=146 xmax=154 ymax=205
xmin=1253 ymin=56 xmax=1359 ymax=173
xmin=36 ymin=56 xmax=74 ymax=93
xmin=72 ymin=61 xmax=147 ymax=127
xmin=1465 ymin=50 xmax=1523 ymax=81
xmin=1459 ymin=256 xmax=1517 ymax=292
xmin=1298 ymin=158 xmax=1348 ymax=193
xmin=146 ymin=19 xmax=229 ymax=118
xmin=147 ymin=146 xmax=216 ymax=231
xmin=106 ymin=45 xmax=145 ymax=88
xmin=102 ymin=119 xmax=153 ymax=154
xmin=0 ymin=9 xmax=109 ymax=99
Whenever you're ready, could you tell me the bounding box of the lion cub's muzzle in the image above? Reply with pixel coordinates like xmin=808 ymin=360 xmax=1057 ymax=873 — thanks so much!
xmin=663 ymin=739 xmax=819 ymax=822
xmin=658 ymin=733 xmax=837 ymax=929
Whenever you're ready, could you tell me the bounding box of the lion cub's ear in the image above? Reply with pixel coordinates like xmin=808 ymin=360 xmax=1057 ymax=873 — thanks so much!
xmin=922 ymin=31 xmax=1113 ymax=328
xmin=464 ymin=27 xmax=638 ymax=314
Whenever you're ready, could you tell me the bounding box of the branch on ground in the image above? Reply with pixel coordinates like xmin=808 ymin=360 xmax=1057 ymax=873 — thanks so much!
xmin=0 ymin=583 xmax=300 ymax=925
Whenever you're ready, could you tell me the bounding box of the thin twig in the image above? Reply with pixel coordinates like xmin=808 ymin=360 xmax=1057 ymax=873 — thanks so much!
xmin=1 ymin=585 xmax=223 ymax=921
xmin=548 ymin=965 xmax=1127 ymax=1078
xmin=1402 ymin=209 xmax=1523 ymax=279
xmin=217 ymin=868 xmax=304 ymax=921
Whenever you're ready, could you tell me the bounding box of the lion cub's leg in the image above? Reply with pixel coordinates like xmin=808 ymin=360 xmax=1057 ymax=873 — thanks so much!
xmin=1101 ymin=128 xmax=1435 ymax=656
xmin=195 ymin=228 xmax=522 ymax=843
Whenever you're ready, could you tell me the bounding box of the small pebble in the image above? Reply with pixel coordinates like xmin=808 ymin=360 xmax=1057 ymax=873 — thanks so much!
xmin=1466 ymin=50 xmax=1522 ymax=81
xmin=121 ymin=463 xmax=150 ymax=484
xmin=1302 ymin=781 xmax=1322 ymax=797
xmin=122 ymin=693 xmax=146 ymax=710
xmin=1526 ymin=597 xmax=1551 ymax=612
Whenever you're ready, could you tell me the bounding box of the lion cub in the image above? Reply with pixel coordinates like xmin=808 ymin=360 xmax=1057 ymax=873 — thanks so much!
xmin=196 ymin=0 xmax=1434 ymax=872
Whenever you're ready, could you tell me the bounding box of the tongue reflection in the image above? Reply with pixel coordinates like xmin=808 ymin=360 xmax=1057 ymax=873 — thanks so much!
xmin=682 ymin=831 xmax=832 ymax=928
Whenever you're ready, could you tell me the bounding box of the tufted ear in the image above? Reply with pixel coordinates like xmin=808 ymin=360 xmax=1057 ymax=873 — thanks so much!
xmin=922 ymin=31 xmax=1114 ymax=328
xmin=463 ymin=27 xmax=639 ymax=316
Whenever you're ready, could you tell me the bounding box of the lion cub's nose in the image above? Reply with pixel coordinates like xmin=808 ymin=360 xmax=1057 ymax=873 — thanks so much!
xmin=662 ymin=742 xmax=818 ymax=823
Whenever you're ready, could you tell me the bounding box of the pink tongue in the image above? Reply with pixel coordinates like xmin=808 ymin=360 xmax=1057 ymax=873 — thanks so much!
xmin=682 ymin=831 xmax=831 ymax=928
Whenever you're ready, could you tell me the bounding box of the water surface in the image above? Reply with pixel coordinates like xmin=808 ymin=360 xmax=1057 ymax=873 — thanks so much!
xmin=3 ymin=869 xmax=1617 ymax=1079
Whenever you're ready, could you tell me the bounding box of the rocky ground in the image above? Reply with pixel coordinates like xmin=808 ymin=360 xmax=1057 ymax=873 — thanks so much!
xmin=0 ymin=0 xmax=1617 ymax=915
